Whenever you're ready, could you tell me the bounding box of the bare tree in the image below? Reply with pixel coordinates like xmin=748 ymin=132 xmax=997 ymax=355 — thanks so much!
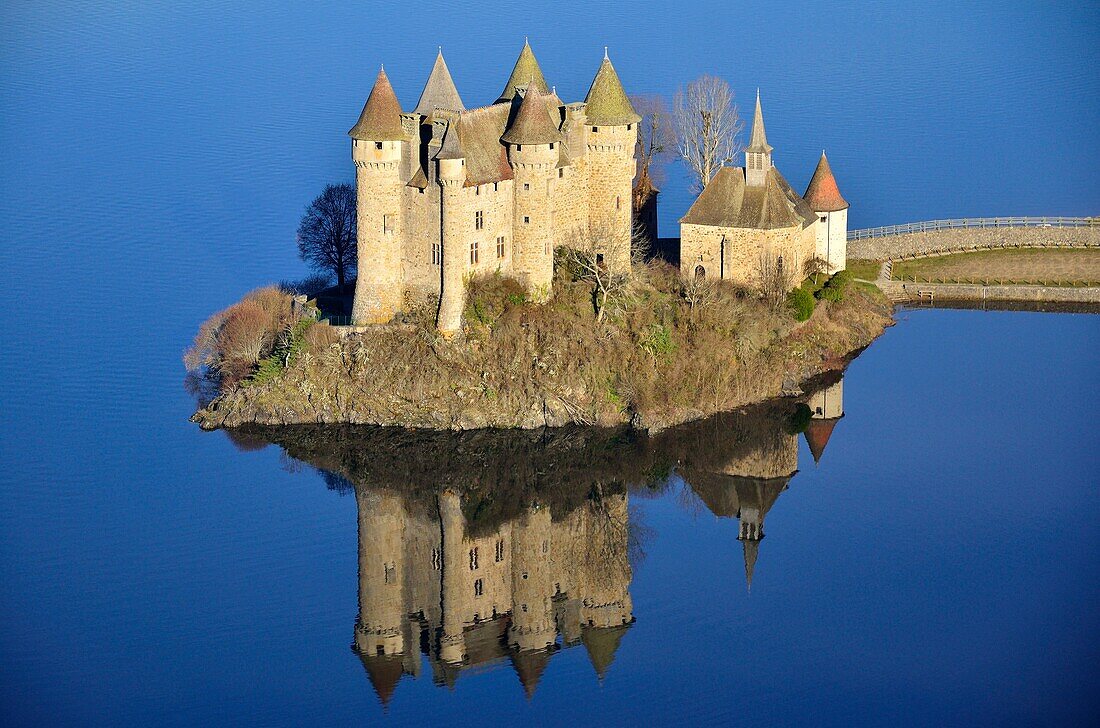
xmin=682 ymin=274 xmax=719 ymax=313
xmin=757 ymin=249 xmax=789 ymax=310
xmin=673 ymin=75 xmax=744 ymax=192
xmin=804 ymin=256 xmax=829 ymax=287
xmin=560 ymin=220 xmax=648 ymax=323
xmin=297 ymin=183 xmax=357 ymax=291
xmin=630 ymin=94 xmax=675 ymax=191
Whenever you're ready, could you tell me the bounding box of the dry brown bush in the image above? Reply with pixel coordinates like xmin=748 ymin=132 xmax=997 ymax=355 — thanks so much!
xmin=303 ymin=322 xmax=341 ymax=351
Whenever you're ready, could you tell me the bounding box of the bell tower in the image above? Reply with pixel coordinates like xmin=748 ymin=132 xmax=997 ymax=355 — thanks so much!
xmin=745 ymin=90 xmax=773 ymax=187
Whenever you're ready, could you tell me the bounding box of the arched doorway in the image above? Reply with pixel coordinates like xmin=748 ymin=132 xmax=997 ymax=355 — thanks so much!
xmin=694 ymin=265 xmax=706 ymax=279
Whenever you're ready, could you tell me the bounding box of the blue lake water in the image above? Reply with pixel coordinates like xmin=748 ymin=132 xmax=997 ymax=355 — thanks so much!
xmin=2 ymin=2 xmax=1099 ymax=725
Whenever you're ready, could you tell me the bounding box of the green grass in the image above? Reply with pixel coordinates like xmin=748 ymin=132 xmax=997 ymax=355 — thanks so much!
xmin=892 ymin=248 xmax=1100 ymax=286
xmin=846 ymin=259 xmax=883 ymax=281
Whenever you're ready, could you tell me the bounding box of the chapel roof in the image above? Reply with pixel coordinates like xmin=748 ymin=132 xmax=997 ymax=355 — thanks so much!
xmin=680 ymin=167 xmax=817 ymax=230
xmin=584 ymin=54 xmax=640 ymax=126
xmin=348 ymin=68 xmax=406 ymax=141
xmin=803 ymin=151 xmax=849 ymax=212
xmin=414 ymin=50 xmax=465 ymax=116
xmin=501 ymin=86 xmax=562 ymax=145
xmin=497 ymin=39 xmax=550 ymax=104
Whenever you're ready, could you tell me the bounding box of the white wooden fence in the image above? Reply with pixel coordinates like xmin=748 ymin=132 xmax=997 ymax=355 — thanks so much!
xmin=848 ymin=216 xmax=1099 ymax=241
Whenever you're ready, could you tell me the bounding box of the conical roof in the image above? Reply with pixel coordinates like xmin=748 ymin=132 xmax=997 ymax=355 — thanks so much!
xmin=746 ymin=90 xmax=773 ymax=154
xmin=582 ymin=624 xmax=630 ymax=680
xmin=349 ymin=68 xmax=405 ymax=141
xmin=414 ymin=50 xmax=465 ymax=116
xmin=358 ymin=653 xmax=404 ymax=707
xmin=584 ymin=54 xmax=640 ymax=126
xmin=501 ymin=86 xmax=561 ymax=145
xmin=497 ymin=39 xmax=550 ymax=104
xmin=742 ymin=538 xmax=760 ymax=591
xmin=803 ymin=152 xmax=849 ymax=212
xmin=510 ymin=648 xmax=552 ymax=699
xmin=435 ymin=121 xmax=465 ymax=159
xmin=804 ymin=417 xmax=839 ymax=463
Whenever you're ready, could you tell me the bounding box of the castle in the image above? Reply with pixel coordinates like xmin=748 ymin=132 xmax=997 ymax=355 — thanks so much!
xmin=679 ymin=92 xmax=849 ymax=287
xmin=348 ymin=42 xmax=639 ymax=332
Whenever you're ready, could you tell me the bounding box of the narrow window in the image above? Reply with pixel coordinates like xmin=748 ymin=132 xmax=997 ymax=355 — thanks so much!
xmin=496 ymin=236 xmax=505 ymax=259
xmin=820 ymin=216 xmax=827 ymax=223
xmin=558 ymin=168 xmax=564 ymax=179
xmin=493 ymin=182 xmax=498 ymax=192
xmin=523 ymin=216 xmax=530 ymax=224
xmin=384 ymin=562 xmax=396 ymax=584
xmin=475 ymin=210 xmax=484 ymax=230
xmin=549 ymin=142 xmax=555 ymax=150
xmin=615 ymin=196 xmax=621 ymax=210
xmin=627 ymin=123 xmax=632 ymax=131
xmin=695 ymin=265 xmax=706 ymax=279
xmin=591 ymin=126 xmax=598 ymax=133
xmin=431 ymin=547 xmax=441 ymax=570
xmin=470 ymin=240 xmax=479 ymax=264
xmin=418 ymin=187 xmax=425 ymax=194
xmin=469 ymin=547 xmax=479 ymax=570
xmin=383 ymin=214 xmax=393 ymax=234
xmin=596 ymin=253 xmax=605 ymax=268
xmin=432 ymin=242 xmax=441 ymax=266
xmin=517 ymin=144 xmax=522 ymax=151
xmin=521 ymin=603 xmax=528 ymax=612
xmin=475 ymin=186 xmax=480 ymax=196
xmin=474 ymin=578 xmax=483 ymax=597
xmin=495 ymin=539 xmax=505 ymax=562
xmin=375 ymin=141 xmax=383 ymax=150
xmin=523 ymin=183 xmax=530 ymax=191
xmin=777 ymin=256 xmax=784 ymax=276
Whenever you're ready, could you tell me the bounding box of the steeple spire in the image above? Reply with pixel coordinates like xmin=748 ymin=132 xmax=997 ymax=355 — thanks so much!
xmin=742 ymin=538 xmax=759 ymax=592
xmin=498 ymin=38 xmax=550 ymax=104
xmin=414 ymin=49 xmax=465 ymax=116
xmin=745 ymin=89 xmax=773 ymax=186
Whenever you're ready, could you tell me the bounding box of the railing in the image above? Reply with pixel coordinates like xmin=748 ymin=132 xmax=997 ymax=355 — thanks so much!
xmin=848 ymin=216 xmax=1099 ymax=240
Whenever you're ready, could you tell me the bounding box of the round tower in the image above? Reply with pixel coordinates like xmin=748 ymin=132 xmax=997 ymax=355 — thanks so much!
xmin=353 ymin=488 xmax=407 ymax=658
xmin=349 ymin=68 xmax=407 ymax=325
xmin=804 ymin=151 xmax=849 ymax=273
xmin=508 ymin=505 xmax=557 ymax=652
xmin=436 ymin=123 xmax=469 ymax=335
xmin=583 ymin=52 xmax=640 ymax=273
xmin=438 ymin=489 xmax=468 ymax=664
xmin=503 ymin=86 xmax=561 ymax=299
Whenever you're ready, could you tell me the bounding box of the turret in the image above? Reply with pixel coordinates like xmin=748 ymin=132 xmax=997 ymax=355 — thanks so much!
xmin=503 ymin=86 xmax=561 ymax=297
xmin=352 ymin=488 xmax=408 ymax=659
xmin=438 ymin=489 xmax=467 ymax=663
xmin=584 ymin=51 xmax=639 ymax=273
xmin=350 ymin=67 xmax=407 ymax=325
xmin=508 ymin=505 xmax=557 ymax=652
xmin=804 ymin=151 xmax=849 ymax=272
xmin=435 ymin=122 xmax=468 ymax=335
xmin=745 ymin=90 xmax=773 ymax=187
xmin=804 ymin=379 xmax=844 ymax=464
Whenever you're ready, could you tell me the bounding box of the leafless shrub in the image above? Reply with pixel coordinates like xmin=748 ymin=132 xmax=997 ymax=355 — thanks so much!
xmin=558 ymin=219 xmax=648 ymax=323
xmin=757 ymin=249 xmax=789 ymax=310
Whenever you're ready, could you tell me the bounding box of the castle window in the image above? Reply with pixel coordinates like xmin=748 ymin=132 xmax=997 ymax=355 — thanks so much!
xmin=375 ymin=141 xmax=383 ymax=150
xmin=517 ymin=145 xmax=522 ymax=151
xmin=596 ymin=253 xmax=605 ymax=269
xmin=469 ymin=547 xmax=479 ymax=570
xmin=542 ymin=540 xmax=548 ymax=554
xmin=521 ymin=603 xmax=528 ymax=612
xmin=432 ymin=242 xmax=441 ymax=266
xmin=820 ymin=216 xmax=827 ymax=223
xmin=494 ymin=182 xmax=499 ymax=192
xmin=523 ymin=216 xmax=530 ymax=224
xmin=558 ymin=168 xmax=564 ymax=179
xmin=431 ymin=547 xmax=441 ymax=570
xmin=496 ymin=236 xmax=505 ymax=259
xmin=523 ymin=183 xmax=530 ymax=191
xmin=475 ymin=185 xmax=480 ymax=196
xmin=627 ymin=124 xmax=632 ymax=131
xmin=475 ymin=210 xmax=484 ymax=230
xmin=695 ymin=265 xmax=706 ymax=279
xmin=616 ymin=196 xmax=621 ymax=210
xmin=522 ymin=571 xmax=528 ymax=580
xmin=470 ymin=240 xmax=479 ymax=265
xmin=592 ymin=126 xmax=598 ymax=133
xmin=550 ymin=143 xmax=555 ymax=150
xmin=495 ymin=539 xmax=505 ymax=561
xmin=474 ymin=579 xmax=484 ymax=597
xmin=544 ymin=239 xmax=549 ymax=255
xmin=384 ymin=562 xmax=396 ymax=584
xmin=383 ymin=214 xmax=393 ymax=234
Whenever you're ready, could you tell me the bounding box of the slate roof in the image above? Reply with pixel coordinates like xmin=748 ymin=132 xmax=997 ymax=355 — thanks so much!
xmin=582 ymin=624 xmax=630 ymax=680
xmin=584 ymin=55 xmax=640 ymax=126
xmin=680 ymin=167 xmax=817 ymax=230
xmin=453 ymin=104 xmax=515 ymax=186
xmin=414 ymin=51 xmax=465 ymax=116
xmin=804 ymin=417 xmax=840 ymax=463
xmin=501 ymin=86 xmax=562 ymax=145
xmin=803 ymin=152 xmax=849 ymax=212
xmin=348 ymin=68 xmax=405 ymax=141
xmin=358 ymin=653 xmax=404 ymax=707
xmin=497 ymin=40 xmax=550 ymax=104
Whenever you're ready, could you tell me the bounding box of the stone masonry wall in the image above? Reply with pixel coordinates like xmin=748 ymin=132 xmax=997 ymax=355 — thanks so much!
xmin=849 ymin=226 xmax=1100 ymax=261
xmin=681 ymin=223 xmax=814 ymax=288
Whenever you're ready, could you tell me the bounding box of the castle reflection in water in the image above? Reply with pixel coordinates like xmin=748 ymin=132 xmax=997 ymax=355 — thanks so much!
xmin=248 ymin=379 xmax=845 ymax=705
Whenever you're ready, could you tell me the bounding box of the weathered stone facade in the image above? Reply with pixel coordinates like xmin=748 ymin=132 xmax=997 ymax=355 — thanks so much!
xmin=679 ymin=93 xmax=848 ymax=287
xmin=348 ymin=44 xmax=639 ymax=332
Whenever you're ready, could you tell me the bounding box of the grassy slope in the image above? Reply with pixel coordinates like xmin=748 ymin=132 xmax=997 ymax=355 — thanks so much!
xmin=194 ymin=265 xmax=892 ymax=432
xmin=892 ymin=248 xmax=1100 ymax=286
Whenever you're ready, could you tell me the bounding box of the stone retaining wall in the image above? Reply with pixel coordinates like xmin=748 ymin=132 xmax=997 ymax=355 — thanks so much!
xmin=885 ymin=281 xmax=1100 ymax=304
xmin=849 ymin=226 xmax=1100 ymax=260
